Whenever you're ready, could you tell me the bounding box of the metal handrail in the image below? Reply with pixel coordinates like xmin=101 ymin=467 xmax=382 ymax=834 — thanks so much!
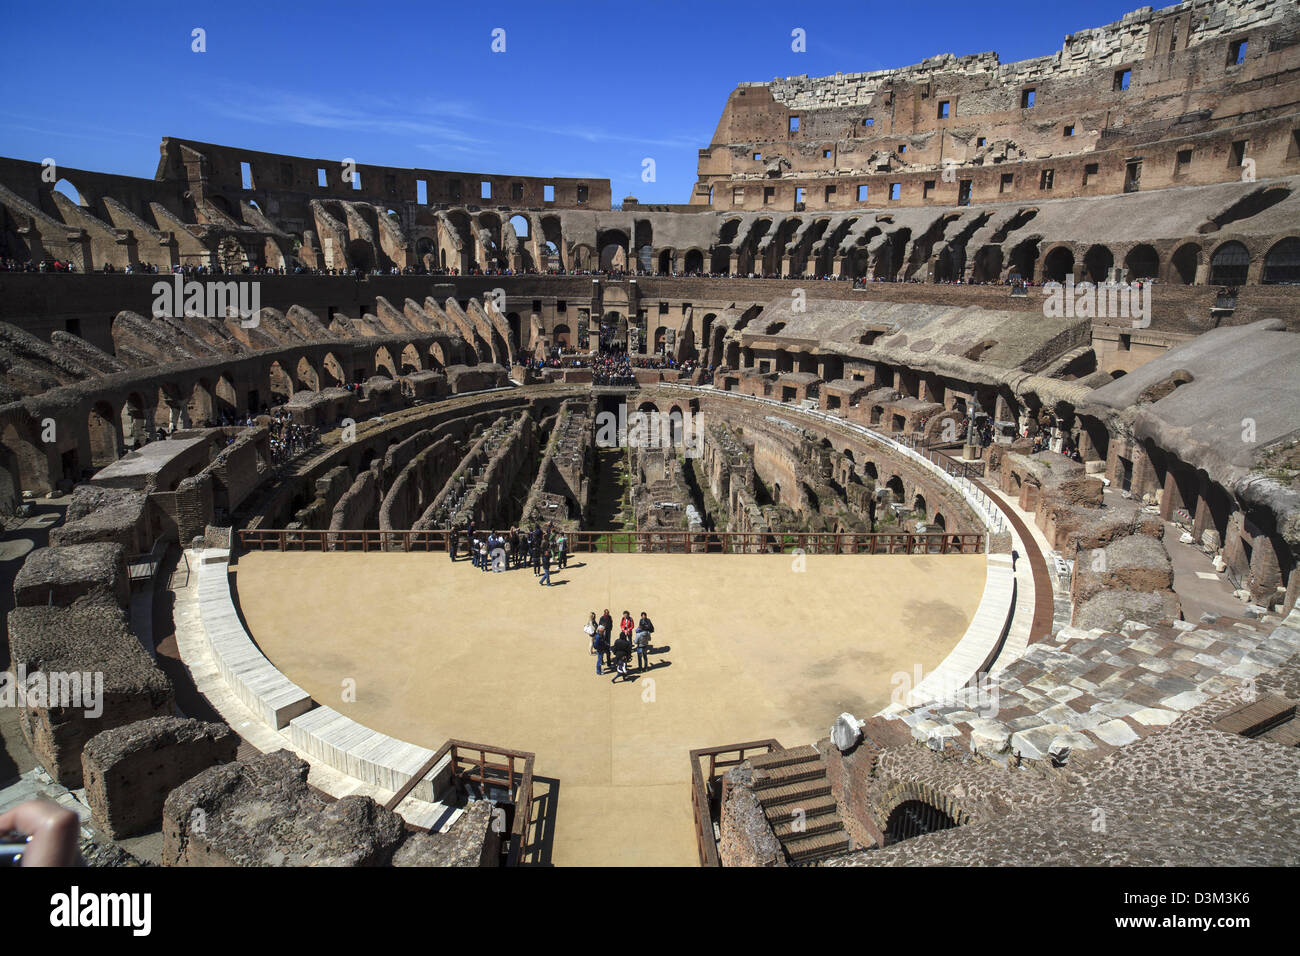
xmin=236 ymin=527 xmax=985 ymax=555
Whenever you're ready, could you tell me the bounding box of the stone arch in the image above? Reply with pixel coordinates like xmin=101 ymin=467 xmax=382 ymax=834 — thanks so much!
xmin=872 ymin=780 xmax=973 ymax=845
xmin=1041 ymin=245 xmax=1074 ymax=282
xmin=932 ymin=511 xmax=946 ymax=531
xmin=1008 ymin=237 xmax=1039 ymax=281
xmin=683 ymin=249 xmax=705 ymax=274
xmin=1209 ymin=240 xmax=1250 ymax=286
xmin=912 ymin=492 xmax=927 ymax=517
xmin=657 ymin=248 xmax=674 ymax=274
xmin=553 ymin=324 xmax=571 ymax=347
xmin=400 ymin=343 xmax=423 ymax=374
xmin=1124 ymin=243 xmax=1160 ymax=280
xmin=189 ymin=379 xmax=216 ymax=426
xmin=1083 ymin=244 xmax=1114 ymax=282
xmin=294 ymin=356 xmax=320 ymax=392
xmin=885 ymin=474 xmax=905 ymax=501
xmin=269 ymin=360 xmax=294 ymax=403
xmin=1262 ymin=236 xmax=1300 ymax=285
xmin=121 ymin=392 xmax=149 ymax=449
xmin=971 ymin=245 xmax=1003 ymax=283
xmin=374 ymin=346 xmax=397 ymax=378
xmin=883 ymin=799 xmax=958 ymax=846
xmin=87 ymin=400 xmax=122 ymax=467
xmin=215 ymin=373 xmax=239 ymax=418
xmin=415 ymin=236 xmax=436 ymax=271
xmin=347 ymin=238 xmax=374 ymax=272
xmin=1171 ymin=242 xmax=1201 ymax=285
xmin=321 ymin=352 xmax=346 ymax=388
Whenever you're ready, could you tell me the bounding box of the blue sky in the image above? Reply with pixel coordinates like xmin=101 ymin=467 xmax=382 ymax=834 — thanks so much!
xmin=2 ymin=0 xmax=1150 ymax=203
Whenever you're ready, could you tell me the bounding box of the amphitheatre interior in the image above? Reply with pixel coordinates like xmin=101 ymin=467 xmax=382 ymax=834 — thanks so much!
xmin=2 ymin=0 xmax=1300 ymax=869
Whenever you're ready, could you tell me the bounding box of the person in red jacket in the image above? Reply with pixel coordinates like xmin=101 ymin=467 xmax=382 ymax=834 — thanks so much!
xmin=619 ymin=611 xmax=635 ymax=643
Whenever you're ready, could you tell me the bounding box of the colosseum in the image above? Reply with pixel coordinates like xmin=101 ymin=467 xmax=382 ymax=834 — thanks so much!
xmin=1 ymin=0 xmax=1298 ymax=873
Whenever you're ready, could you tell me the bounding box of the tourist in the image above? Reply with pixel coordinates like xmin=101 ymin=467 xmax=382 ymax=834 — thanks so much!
xmin=449 ymin=525 xmax=460 ymax=561
xmin=480 ymin=538 xmax=490 ymax=572
xmin=619 ymin=610 xmax=635 ymax=644
xmin=611 ymin=632 xmax=633 ymax=681
xmin=594 ymin=624 xmax=610 ymax=674
xmin=556 ymin=532 xmax=568 ymax=570
xmin=531 ymin=530 xmax=543 ymax=575
xmin=585 ymin=611 xmax=598 ymax=655
xmin=635 ymin=611 xmax=654 ymax=671
xmin=539 ymin=547 xmax=552 ymax=586
xmin=599 ymin=608 xmax=614 ymax=638
xmin=470 ymin=536 xmax=481 ymax=568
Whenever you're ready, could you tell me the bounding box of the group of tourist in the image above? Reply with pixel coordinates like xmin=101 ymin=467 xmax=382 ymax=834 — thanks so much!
xmin=585 ymin=609 xmax=656 ymax=680
xmin=267 ymin=415 xmax=319 ymax=464
xmin=0 ymin=257 xmax=75 ymax=272
xmin=450 ymin=520 xmax=569 ymax=586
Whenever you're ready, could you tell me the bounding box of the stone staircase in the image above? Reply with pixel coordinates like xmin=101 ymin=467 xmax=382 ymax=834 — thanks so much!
xmin=748 ymin=745 xmax=852 ymax=864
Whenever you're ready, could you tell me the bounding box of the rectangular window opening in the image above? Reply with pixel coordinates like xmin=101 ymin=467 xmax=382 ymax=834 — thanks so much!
xmin=857 ymin=184 xmax=868 ymax=202
xmin=938 ymin=100 xmax=950 ymax=119
xmin=1083 ymin=162 xmax=1099 ymax=185
xmin=1229 ymin=39 xmax=1247 ymax=66
xmin=1000 ymin=172 xmax=1014 ymax=193
xmin=317 ymin=168 xmax=328 ymax=188
xmin=1114 ymin=68 xmax=1132 ymax=91
xmin=789 ymin=116 xmax=800 ymax=132
xmin=544 ymin=184 xmax=555 ymax=203
xmin=240 ymin=161 xmax=253 ymax=190
xmin=481 ymin=181 xmax=492 ymax=200
xmin=889 ymin=183 xmax=901 ymax=201
xmin=577 ymin=185 xmax=588 ymax=204
xmin=1040 ymin=168 xmax=1054 ymax=190
xmin=1021 ymin=88 xmax=1036 ymax=108
xmin=416 ymin=179 xmax=427 ymax=204
xmin=1064 ymin=124 xmax=1075 ymax=137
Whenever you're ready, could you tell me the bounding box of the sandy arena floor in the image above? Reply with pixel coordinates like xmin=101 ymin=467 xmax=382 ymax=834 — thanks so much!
xmin=232 ymin=551 xmax=986 ymax=866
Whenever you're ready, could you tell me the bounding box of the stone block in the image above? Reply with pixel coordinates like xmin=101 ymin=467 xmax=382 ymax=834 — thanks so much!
xmin=82 ymin=716 xmax=238 ymax=839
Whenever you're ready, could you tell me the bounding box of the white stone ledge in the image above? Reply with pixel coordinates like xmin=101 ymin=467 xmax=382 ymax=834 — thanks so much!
xmin=195 ymin=557 xmax=455 ymax=804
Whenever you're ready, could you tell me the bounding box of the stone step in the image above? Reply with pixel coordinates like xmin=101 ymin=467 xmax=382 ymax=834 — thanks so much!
xmin=748 ymin=744 xmax=820 ymax=771
xmin=772 ymin=813 xmax=845 ymax=841
xmin=783 ymin=829 xmax=853 ymax=864
xmin=763 ymin=794 xmax=838 ymax=824
xmin=756 ymin=779 xmax=832 ymax=808
xmin=753 ymin=761 xmax=826 ymax=790
xmin=1258 ymin=719 xmax=1300 ymax=748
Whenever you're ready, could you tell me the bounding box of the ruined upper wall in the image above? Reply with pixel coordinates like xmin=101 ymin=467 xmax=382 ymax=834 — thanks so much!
xmin=158 ymin=138 xmax=612 ymax=211
xmin=761 ymin=0 xmax=1289 ymax=109
xmin=694 ymin=0 xmax=1300 ymax=208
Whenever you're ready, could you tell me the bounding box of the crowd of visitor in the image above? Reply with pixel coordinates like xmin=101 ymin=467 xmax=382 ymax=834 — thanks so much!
xmin=450 ymin=520 xmax=569 ymax=586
